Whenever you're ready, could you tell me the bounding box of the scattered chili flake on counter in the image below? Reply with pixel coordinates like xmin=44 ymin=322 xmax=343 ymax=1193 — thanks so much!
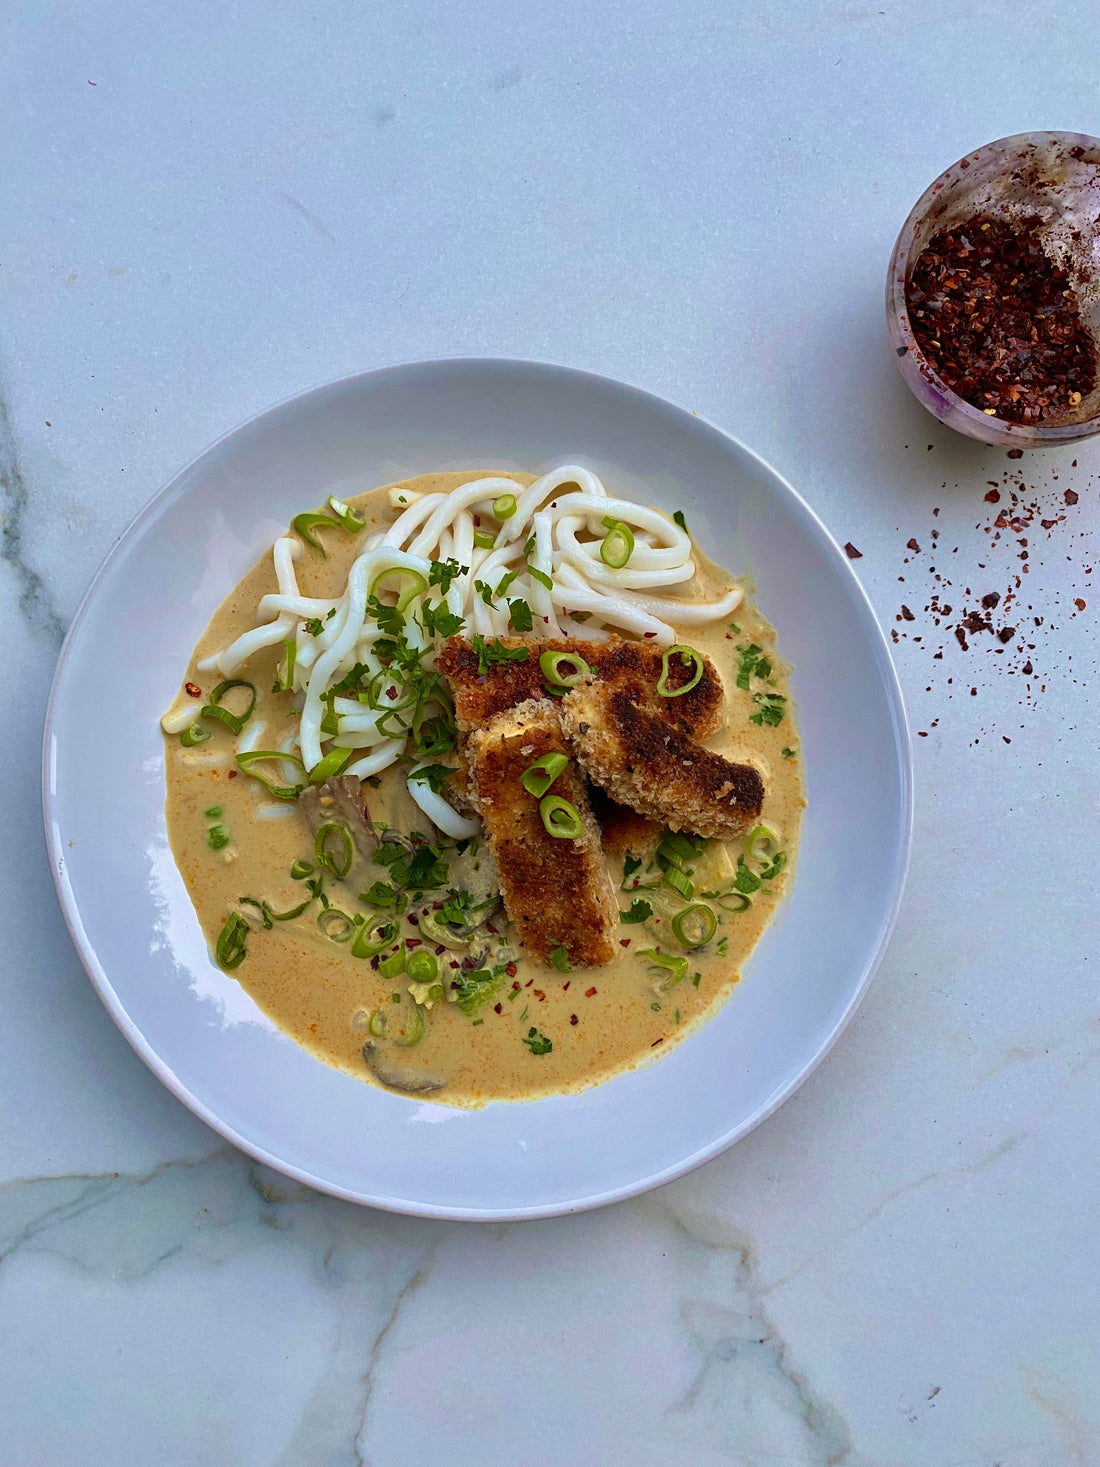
xmin=844 ymin=542 xmax=863 ymax=559
xmin=907 ymin=214 xmax=1096 ymax=424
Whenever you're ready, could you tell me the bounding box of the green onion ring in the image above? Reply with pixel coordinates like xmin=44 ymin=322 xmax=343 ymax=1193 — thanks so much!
xmin=367 ymin=1009 xmax=387 ymax=1037
xmin=717 ymin=891 xmax=752 ymax=913
xmin=309 ymin=746 xmax=355 ymax=785
xmin=394 ymin=1000 xmax=428 ymax=1046
xmin=540 ymin=794 xmax=583 ymax=839
xmin=317 ymin=907 xmax=355 ymax=942
xmin=180 ymin=722 xmax=211 ymax=748
xmin=538 ymin=650 xmax=594 ymax=688
xmin=656 ymin=646 xmax=705 ymax=699
xmin=292 ymin=510 xmax=340 ymax=555
xmin=327 ymin=495 xmax=365 ymax=531
xmin=745 ymin=824 xmax=780 ymax=863
xmin=599 ymin=516 xmax=635 ymax=569
xmin=351 ymin=919 xmax=398 ymax=959
xmin=671 ymin=903 xmax=717 ymax=948
xmin=473 ymin=530 xmax=496 ymax=549
xmin=520 ymin=751 xmax=569 ymax=797
xmin=369 ymin=567 xmax=429 ymax=611
xmin=638 ymin=948 xmax=689 ymax=988
xmin=314 ymin=821 xmax=354 ymax=878
xmin=290 ymin=859 xmax=314 ymax=880
xmin=200 ymin=679 xmax=257 ymax=735
xmin=379 ymin=943 xmax=407 ymax=981
xmin=235 ymin=750 xmax=305 ymax=800
xmin=493 ymin=493 xmax=517 ymax=520
xmin=215 ymin=912 xmax=249 ymax=970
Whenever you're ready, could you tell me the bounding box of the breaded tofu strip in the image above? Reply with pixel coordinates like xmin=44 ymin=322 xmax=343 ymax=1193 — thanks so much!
xmin=560 ymin=677 xmax=765 ymax=840
xmin=587 ymin=786 xmax=662 ymax=861
xmin=467 ymin=698 xmax=617 ymax=968
xmin=436 ymin=635 xmax=723 ymax=739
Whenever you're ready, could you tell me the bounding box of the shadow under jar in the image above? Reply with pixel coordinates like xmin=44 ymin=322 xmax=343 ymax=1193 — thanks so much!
xmin=887 ymin=131 xmax=1100 ymax=449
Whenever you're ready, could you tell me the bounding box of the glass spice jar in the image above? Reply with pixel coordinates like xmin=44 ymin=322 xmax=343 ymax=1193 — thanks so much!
xmin=886 ymin=131 xmax=1100 ymax=449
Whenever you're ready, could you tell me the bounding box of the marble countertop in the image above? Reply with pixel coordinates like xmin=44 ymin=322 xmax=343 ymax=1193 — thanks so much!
xmin=3 ymin=3 xmax=1098 ymax=1462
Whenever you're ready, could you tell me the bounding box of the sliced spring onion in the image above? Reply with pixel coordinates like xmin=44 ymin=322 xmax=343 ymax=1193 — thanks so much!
xmin=180 ymin=722 xmax=211 ymax=748
xmin=745 ymin=824 xmax=781 ymax=864
xmin=492 ymin=492 xmax=517 ymax=520
xmin=418 ymin=909 xmax=471 ymax=950
xmin=639 ymin=948 xmax=689 ymax=988
xmin=314 ymin=822 xmax=353 ymax=879
xmin=273 ymin=638 xmax=296 ymax=693
xmin=717 ymin=890 xmax=752 ymax=913
xmin=665 ymin=866 xmax=695 ymax=901
xmin=204 ymin=805 xmax=223 ymax=819
xmin=473 ymin=530 xmax=496 ymax=550
xmin=206 ymin=825 xmax=230 ymax=851
xmin=292 ymin=510 xmax=340 ymax=555
xmin=405 ymin=950 xmax=439 ymax=983
xmin=659 ymin=831 xmax=704 ymax=866
xmin=268 ymin=896 xmax=313 ymax=921
xmin=351 ymin=919 xmax=399 ymax=959
xmin=309 ymin=746 xmax=354 ymax=785
xmin=671 ymin=903 xmax=717 ymax=948
xmin=599 ymin=516 xmax=635 ymax=569
xmin=367 ymin=1010 xmax=386 ymax=1038
xmin=318 ymin=908 xmax=355 ymax=942
xmin=326 ymin=494 xmax=365 ymax=531
xmin=540 ymin=794 xmax=582 ymax=840
xmin=200 ymin=679 xmax=257 ymax=735
xmin=290 ymin=859 xmax=314 ymax=880
xmin=236 ymin=750 xmax=306 ymax=800
xmin=538 ymin=650 xmax=594 ymax=688
xmin=215 ymin=912 xmax=249 ymax=970
xmin=379 ymin=943 xmax=407 ymax=981
xmin=520 ymin=751 xmax=568 ymax=797
xmin=656 ymin=646 xmax=704 ymax=699
xmin=394 ymin=1000 xmax=428 ymax=1046
xmin=369 ymin=566 xmax=429 ymax=611
xmin=239 ymin=897 xmax=274 ymax=930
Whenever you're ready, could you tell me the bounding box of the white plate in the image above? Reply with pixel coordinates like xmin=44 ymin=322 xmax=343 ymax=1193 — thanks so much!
xmin=43 ymin=360 xmax=912 ymax=1220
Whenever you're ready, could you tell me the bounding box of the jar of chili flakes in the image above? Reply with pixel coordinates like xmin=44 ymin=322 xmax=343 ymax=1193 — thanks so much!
xmin=887 ymin=131 xmax=1100 ymax=449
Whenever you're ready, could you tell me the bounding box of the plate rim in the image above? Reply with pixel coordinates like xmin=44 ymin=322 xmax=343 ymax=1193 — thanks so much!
xmin=42 ymin=355 xmax=914 ymax=1220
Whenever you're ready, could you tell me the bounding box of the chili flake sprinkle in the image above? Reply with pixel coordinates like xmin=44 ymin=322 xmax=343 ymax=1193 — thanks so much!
xmin=907 ymin=214 xmax=1096 ymax=424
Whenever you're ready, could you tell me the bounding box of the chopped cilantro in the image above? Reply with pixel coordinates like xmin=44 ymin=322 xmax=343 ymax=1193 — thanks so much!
xmin=528 ymin=566 xmax=553 ymax=591
xmin=428 ymin=558 xmax=467 ymax=595
xmin=421 ymin=602 xmax=464 ymax=640
xmin=549 ymin=944 xmax=571 ymax=973
xmin=749 ymin=692 xmax=786 ymax=727
xmin=781 ymin=746 xmax=796 ymax=759
xmin=439 ymin=889 xmax=471 ymax=925
xmin=360 ymin=880 xmax=399 ymax=908
xmin=620 ymin=898 xmax=653 ymax=924
xmin=673 ymin=509 xmax=689 ymax=533
xmin=507 ymin=598 xmax=534 ymax=633
xmin=623 ymin=854 xmax=642 ymax=879
xmin=735 ymin=643 xmax=771 ymax=690
xmin=470 ymin=635 xmax=532 ymax=676
xmin=733 ymin=859 xmax=762 ymax=895
xmin=475 ymin=579 xmax=494 ymax=606
xmin=304 ymin=617 xmax=324 ymax=637
xmin=523 ymin=1027 xmax=553 ymax=1055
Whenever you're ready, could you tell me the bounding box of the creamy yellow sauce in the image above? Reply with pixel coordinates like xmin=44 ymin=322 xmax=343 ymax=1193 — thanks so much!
xmin=163 ymin=473 xmax=804 ymax=1107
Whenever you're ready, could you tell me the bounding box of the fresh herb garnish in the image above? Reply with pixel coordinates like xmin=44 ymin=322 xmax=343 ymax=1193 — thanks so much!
xmin=475 ymin=579 xmax=495 ymax=606
xmin=523 ymin=1027 xmax=553 ymax=1055
xmin=304 ymin=617 xmax=324 ymax=637
xmin=453 ymin=967 xmax=503 ymax=1017
xmin=673 ymin=509 xmax=689 ymax=533
xmin=408 ymin=763 xmax=454 ymax=795
xmin=735 ymin=643 xmax=771 ymax=690
xmin=749 ymin=692 xmax=786 ymax=727
xmin=549 ymin=944 xmax=571 ymax=973
xmin=528 ymin=566 xmax=553 ymax=591
xmin=781 ymin=746 xmax=796 ymax=759
xmin=470 ymin=636 xmax=531 ymax=676
xmin=733 ymin=859 xmax=762 ymax=894
xmin=622 ymin=854 xmax=642 ymax=881
xmin=428 ymin=558 xmax=467 ymax=595
xmin=620 ymin=898 xmax=653 ymax=924
xmin=508 ymin=598 xmax=534 ymax=633
xmin=495 ymin=570 xmax=519 ymax=597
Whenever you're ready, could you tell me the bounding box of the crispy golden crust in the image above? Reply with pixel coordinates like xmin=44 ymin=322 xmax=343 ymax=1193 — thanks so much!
xmin=436 ymin=635 xmax=723 ymax=739
xmin=467 ymin=699 xmax=617 ymax=968
xmin=560 ymin=677 xmax=765 ymax=840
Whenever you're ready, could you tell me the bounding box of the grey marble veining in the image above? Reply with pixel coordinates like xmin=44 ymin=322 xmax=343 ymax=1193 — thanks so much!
xmin=3 ymin=0 xmax=1099 ymax=1461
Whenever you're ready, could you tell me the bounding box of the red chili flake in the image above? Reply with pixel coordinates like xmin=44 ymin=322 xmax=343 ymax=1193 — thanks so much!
xmin=485 ymin=922 xmax=498 ymax=935
xmin=643 ymin=631 xmax=657 ymax=638
xmin=435 ymin=945 xmax=445 ymax=956
xmin=844 ymin=542 xmax=863 ymax=559
xmin=405 ymin=938 xmax=422 ymax=948
xmin=386 ymin=687 xmax=398 ymax=700
xmin=511 ymin=981 xmax=520 ymax=990
xmin=370 ymin=956 xmax=380 ymax=970
xmin=585 ymin=986 xmax=597 ymax=997
xmin=908 ymin=214 xmax=1097 ymax=423
xmin=984 ymin=489 xmax=1001 ymax=504
xmin=506 ymin=961 xmax=518 ymax=977
xmin=449 ymin=960 xmax=459 ymax=969
xmin=227 ymin=769 xmax=237 ymax=779
xmin=1022 ymin=660 xmax=1033 ymax=675
xmin=570 ymin=1013 xmax=578 ymax=1025
xmin=494 ymin=1003 xmax=502 ymax=1014
xmin=1007 ymin=448 xmax=1024 ymax=459
xmin=1075 ymin=597 xmax=1087 ymax=610
xmin=562 ymin=980 xmax=570 ymax=990
xmin=997 ymin=626 xmax=1016 ymax=643
xmin=533 ymin=989 xmax=546 ymax=1001
xmin=185 ymin=681 xmax=202 ymax=698
xmin=900 ymin=605 xmax=915 ymax=621
xmin=981 ymin=592 xmax=1001 ymax=609
xmin=907 ymin=538 xmax=921 ymax=552
xmin=407 ymin=914 xmax=419 ymax=925
xmin=1065 ymin=489 xmax=1080 ymax=505
xmin=1003 ymin=736 xmax=1012 ymax=744
xmin=651 ymin=1037 xmax=664 ymax=1047
xmin=525 ymin=978 xmax=533 ymax=988
xmin=620 ymin=938 xmax=630 ymax=947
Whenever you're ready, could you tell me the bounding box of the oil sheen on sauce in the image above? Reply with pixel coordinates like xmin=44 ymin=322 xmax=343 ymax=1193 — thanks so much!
xmin=163 ymin=473 xmax=804 ymax=1108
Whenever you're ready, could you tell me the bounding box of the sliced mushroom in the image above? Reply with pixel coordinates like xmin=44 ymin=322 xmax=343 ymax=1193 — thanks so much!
xmin=361 ymin=1042 xmax=446 ymax=1095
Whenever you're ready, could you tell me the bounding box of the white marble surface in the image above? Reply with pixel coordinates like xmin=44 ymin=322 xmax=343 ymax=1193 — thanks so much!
xmin=2 ymin=1 xmax=1098 ymax=1462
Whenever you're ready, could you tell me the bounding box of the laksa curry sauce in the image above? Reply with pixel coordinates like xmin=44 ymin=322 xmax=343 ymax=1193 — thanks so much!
xmin=161 ymin=470 xmax=803 ymax=1107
